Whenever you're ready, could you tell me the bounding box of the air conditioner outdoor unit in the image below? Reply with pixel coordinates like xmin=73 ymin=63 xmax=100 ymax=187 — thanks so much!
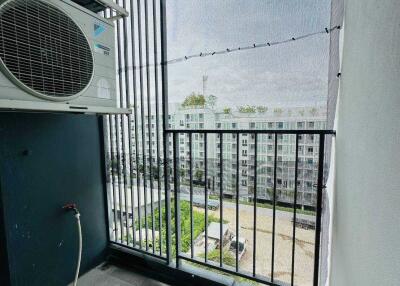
xmin=0 ymin=0 xmax=128 ymax=114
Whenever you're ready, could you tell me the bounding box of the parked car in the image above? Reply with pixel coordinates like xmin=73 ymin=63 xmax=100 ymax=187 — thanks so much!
xmin=229 ymin=237 xmax=248 ymax=261
xmin=185 ymin=195 xmax=220 ymax=210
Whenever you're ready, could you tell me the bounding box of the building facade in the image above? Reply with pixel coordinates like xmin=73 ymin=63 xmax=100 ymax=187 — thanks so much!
xmin=124 ymin=103 xmax=327 ymax=209
xmin=112 ymin=103 xmax=326 ymax=209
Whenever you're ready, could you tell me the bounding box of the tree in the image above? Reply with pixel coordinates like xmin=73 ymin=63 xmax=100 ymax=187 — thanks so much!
xmin=238 ymin=105 xmax=256 ymax=113
xmin=207 ymin=95 xmax=217 ymax=108
xmin=223 ymin=107 xmax=231 ymax=114
xmin=194 ymin=169 xmax=203 ymax=182
xmin=181 ymin=92 xmax=206 ymax=108
xmin=257 ymin=106 xmax=268 ymax=113
xmin=151 ymin=166 xmax=159 ymax=180
xmin=266 ymin=188 xmax=274 ymax=201
xmin=180 ymin=168 xmax=185 ymax=177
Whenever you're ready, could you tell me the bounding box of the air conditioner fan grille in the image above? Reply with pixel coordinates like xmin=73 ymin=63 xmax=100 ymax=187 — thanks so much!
xmin=0 ymin=0 xmax=94 ymax=98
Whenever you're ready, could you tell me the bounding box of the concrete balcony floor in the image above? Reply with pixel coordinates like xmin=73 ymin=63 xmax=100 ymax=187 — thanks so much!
xmin=70 ymin=263 xmax=169 ymax=286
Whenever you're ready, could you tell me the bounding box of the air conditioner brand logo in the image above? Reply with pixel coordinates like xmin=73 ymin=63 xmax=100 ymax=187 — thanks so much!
xmin=94 ymin=43 xmax=111 ymax=56
xmin=94 ymin=23 xmax=106 ymax=37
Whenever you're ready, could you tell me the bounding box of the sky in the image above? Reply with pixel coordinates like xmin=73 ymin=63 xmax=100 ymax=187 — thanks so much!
xmin=165 ymin=0 xmax=332 ymax=108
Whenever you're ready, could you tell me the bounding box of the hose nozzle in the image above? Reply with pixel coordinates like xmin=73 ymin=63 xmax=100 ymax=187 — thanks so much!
xmin=63 ymin=203 xmax=79 ymax=215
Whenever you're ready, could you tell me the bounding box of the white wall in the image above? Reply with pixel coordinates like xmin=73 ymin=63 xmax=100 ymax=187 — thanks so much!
xmin=331 ymin=0 xmax=400 ymax=285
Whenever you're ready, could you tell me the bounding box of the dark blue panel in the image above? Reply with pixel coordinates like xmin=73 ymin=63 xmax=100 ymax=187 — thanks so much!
xmin=0 ymin=113 xmax=107 ymax=286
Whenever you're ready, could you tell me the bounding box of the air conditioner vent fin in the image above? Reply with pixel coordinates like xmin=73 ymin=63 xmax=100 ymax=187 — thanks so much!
xmin=0 ymin=0 xmax=94 ymax=98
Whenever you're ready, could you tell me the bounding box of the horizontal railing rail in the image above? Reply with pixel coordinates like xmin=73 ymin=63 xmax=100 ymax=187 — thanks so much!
xmin=166 ymin=129 xmax=336 ymax=135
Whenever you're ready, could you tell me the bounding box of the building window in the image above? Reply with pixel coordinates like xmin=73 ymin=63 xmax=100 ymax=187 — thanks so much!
xmin=308 ymin=121 xmax=314 ymax=128
xmin=297 ymin=122 xmax=304 ymax=129
xmin=277 ymin=122 xmax=283 ymax=129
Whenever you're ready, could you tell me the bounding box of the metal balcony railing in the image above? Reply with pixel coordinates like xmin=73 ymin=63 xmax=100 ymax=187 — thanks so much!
xmin=105 ymin=128 xmax=333 ymax=286
xmin=102 ymin=1 xmax=335 ymax=285
xmin=163 ymin=129 xmax=333 ymax=286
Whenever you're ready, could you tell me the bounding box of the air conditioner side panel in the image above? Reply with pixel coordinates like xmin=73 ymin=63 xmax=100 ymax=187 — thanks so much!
xmin=56 ymin=0 xmax=118 ymax=108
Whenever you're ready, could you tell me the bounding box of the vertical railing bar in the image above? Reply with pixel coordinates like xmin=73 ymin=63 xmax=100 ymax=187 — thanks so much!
xmin=252 ymin=134 xmax=258 ymax=276
xmin=105 ymin=8 xmax=118 ymax=243
xmin=152 ymin=0 xmax=162 ymax=256
xmin=235 ymin=133 xmax=240 ymax=272
xmin=129 ymin=0 xmax=142 ymax=249
xmin=116 ymin=0 xmax=130 ymax=246
xmin=204 ymin=134 xmax=208 ymax=263
xmin=108 ymin=116 xmax=118 ymax=241
xmin=160 ymin=0 xmax=171 ymax=264
xmin=122 ymin=0 xmax=136 ymax=247
xmin=271 ymin=132 xmax=278 ymax=282
xmin=313 ymin=134 xmax=325 ymax=286
xmin=173 ymin=133 xmax=181 ymax=268
xmin=115 ymin=5 xmax=125 ymax=244
xmin=143 ymin=0 xmax=156 ymax=254
xmin=100 ymin=9 xmax=114 ymax=243
xmin=291 ymin=134 xmax=300 ymax=286
xmin=219 ymin=134 xmax=223 ymax=268
xmin=136 ymin=0 xmax=149 ymax=251
xmin=189 ymin=133 xmax=194 ymax=259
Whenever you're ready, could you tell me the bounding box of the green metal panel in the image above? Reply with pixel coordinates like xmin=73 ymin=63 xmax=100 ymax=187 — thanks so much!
xmin=0 ymin=112 xmax=107 ymax=286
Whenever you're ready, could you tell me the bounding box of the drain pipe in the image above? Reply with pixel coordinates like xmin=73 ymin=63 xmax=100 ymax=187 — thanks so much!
xmin=63 ymin=204 xmax=82 ymax=286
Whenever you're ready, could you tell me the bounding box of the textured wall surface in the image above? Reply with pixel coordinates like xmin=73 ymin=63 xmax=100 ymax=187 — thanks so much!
xmin=331 ymin=0 xmax=400 ymax=285
xmin=0 ymin=113 xmax=108 ymax=286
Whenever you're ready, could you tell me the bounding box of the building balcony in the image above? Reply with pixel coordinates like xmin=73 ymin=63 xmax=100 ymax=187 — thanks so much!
xmin=0 ymin=1 xmax=398 ymax=286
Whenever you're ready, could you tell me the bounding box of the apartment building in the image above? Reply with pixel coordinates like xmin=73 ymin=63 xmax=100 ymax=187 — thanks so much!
xmin=127 ymin=103 xmax=326 ymax=209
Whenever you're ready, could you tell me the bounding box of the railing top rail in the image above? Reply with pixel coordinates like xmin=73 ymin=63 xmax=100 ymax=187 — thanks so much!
xmin=165 ymin=129 xmax=336 ymax=135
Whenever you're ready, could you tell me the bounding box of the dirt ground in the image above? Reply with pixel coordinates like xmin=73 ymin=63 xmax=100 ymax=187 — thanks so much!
xmin=193 ymin=205 xmax=315 ymax=286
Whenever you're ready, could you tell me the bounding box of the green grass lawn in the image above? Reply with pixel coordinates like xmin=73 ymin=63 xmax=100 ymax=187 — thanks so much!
xmin=128 ymin=200 xmax=220 ymax=254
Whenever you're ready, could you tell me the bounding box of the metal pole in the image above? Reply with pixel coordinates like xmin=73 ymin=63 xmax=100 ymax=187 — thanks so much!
xmin=173 ymin=133 xmax=181 ymax=268
xmin=271 ymin=133 xmax=278 ymax=282
xmin=160 ymin=0 xmax=172 ymax=265
xmin=313 ymin=134 xmax=325 ymax=286
xmin=291 ymin=134 xmax=300 ymax=285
